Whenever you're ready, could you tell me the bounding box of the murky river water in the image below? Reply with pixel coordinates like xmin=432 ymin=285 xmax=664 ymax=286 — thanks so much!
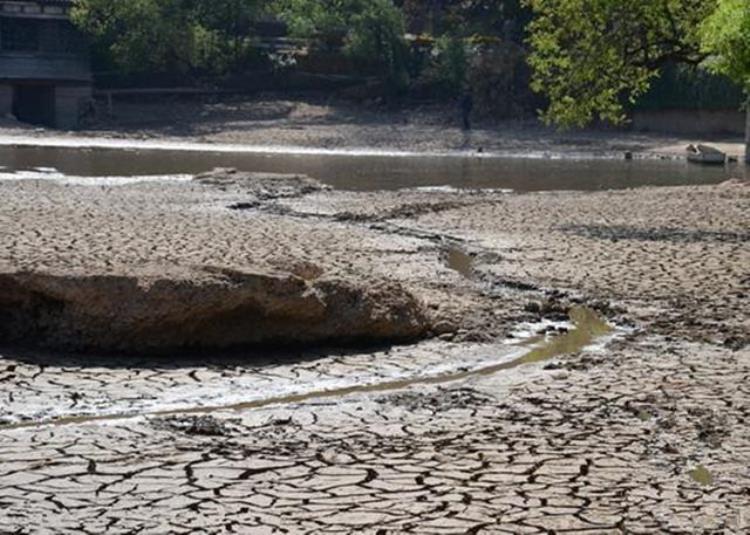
xmin=0 ymin=145 xmax=744 ymax=191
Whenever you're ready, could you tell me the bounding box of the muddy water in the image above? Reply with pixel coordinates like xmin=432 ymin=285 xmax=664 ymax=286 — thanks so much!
xmin=2 ymin=307 xmax=612 ymax=431
xmin=445 ymin=247 xmax=474 ymax=278
xmin=0 ymin=145 xmax=743 ymax=191
xmin=690 ymin=465 xmax=714 ymax=486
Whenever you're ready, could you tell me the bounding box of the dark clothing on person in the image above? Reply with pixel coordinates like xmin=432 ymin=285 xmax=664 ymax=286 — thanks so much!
xmin=460 ymin=93 xmax=473 ymax=130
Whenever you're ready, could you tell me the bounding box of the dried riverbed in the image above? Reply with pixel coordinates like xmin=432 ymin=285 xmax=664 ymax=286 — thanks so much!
xmin=0 ymin=167 xmax=748 ymax=533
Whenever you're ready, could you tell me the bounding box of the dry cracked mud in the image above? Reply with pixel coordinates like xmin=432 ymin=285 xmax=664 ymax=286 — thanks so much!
xmin=0 ymin=266 xmax=427 ymax=352
xmin=0 ymin=170 xmax=748 ymax=533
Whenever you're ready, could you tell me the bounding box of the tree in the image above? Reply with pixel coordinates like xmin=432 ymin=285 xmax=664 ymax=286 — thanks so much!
xmin=700 ymin=0 xmax=750 ymax=161
xmin=525 ymin=0 xmax=715 ymax=128
xmin=399 ymin=0 xmax=525 ymax=36
xmin=272 ymin=0 xmax=410 ymax=93
xmin=525 ymin=0 xmax=750 ymax=162
xmin=71 ymin=0 xmax=262 ymax=76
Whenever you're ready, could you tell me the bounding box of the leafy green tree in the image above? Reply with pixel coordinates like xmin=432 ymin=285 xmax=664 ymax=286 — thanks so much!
xmin=272 ymin=0 xmax=350 ymax=37
xmin=272 ymin=0 xmax=410 ymax=92
xmin=71 ymin=0 xmax=262 ymax=76
xmin=701 ymin=0 xmax=750 ymax=88
xmin=192 ymin=0 xmax=263 ymax=70
xmin=430 ymin=35 xmax=469 ymax=95
xmin=349 ymin=0 xmax=410 ymax=91
xmin=526 ymin=0 xmax=750 ymax=161
xmin=400 ymin=0 xmax=527 ymax=37
xmin=524 ymin=0 xmax=715 ymax=128
xmin=700 ymin=0 xmax=750 ymax=161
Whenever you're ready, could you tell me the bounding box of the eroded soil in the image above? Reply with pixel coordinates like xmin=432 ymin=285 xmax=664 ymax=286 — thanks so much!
xmin=0 ymin=171 xmax=748 ymax=533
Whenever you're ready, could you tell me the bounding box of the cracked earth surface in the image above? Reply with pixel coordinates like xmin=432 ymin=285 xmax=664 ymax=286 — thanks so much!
xmin=0 ymin=174 xmax=748 ymax=533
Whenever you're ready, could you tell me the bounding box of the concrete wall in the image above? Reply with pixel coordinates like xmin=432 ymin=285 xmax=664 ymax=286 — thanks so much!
xmin=0 ymin=82 xmax=91 ymax=128
xmin=0 ymin=54 xmax=91 ymax=82
xmin=0 ymin=83 xmax=11 ymax=116
xmin=54 ymin=84 xmax=91 ymax=129
xmin=632 ymin=109 xmax=745 ymax=136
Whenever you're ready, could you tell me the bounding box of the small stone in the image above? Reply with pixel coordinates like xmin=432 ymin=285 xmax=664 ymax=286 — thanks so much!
xmin=433 ymin=320 xmax=457 ymax=335
xmin=524 ymin=301 xmax=541 ymax=313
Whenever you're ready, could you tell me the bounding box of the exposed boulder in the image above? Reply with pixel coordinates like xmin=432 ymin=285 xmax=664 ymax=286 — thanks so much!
xmin=0 ymin=265 xmax=429 ymax=353
xmin=151 ymin=415 xmax=238 ymax=436
xmin=686 ymin=144 xmax=726 ymax=165
xmin=194 ymin=168 xmax=328 ymax=200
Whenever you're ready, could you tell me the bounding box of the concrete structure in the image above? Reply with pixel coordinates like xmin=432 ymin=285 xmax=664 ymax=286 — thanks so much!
xmin=0 ymin=0 xmax=91 ymax=129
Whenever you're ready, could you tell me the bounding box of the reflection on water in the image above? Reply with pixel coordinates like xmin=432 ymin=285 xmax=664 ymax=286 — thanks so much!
xmin=513 ymin=307 xmax=612 ymax=366
xmin=0 ymin=145 xmax=743 ymax=192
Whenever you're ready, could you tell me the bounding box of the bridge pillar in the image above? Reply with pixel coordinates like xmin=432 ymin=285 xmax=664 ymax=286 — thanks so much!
xmin=54 ymin=84 xmax=91 ymax=129
xmin=0 ymin=84 xmax=12 ymax=117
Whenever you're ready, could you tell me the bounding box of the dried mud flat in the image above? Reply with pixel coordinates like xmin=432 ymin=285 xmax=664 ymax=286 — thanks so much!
xmin=0 ymin=171 xmax=749 ymax=533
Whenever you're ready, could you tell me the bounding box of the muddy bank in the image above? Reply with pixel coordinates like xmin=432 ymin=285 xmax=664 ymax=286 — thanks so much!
xmin=0 ymin=169 xmax=429 ymax=353
xmin=1 ymin=171 xmax=746 ymax=352
xmin=0 ymin=266 xmax=428 ymax=352
xmin=0 ymin=165 xmax=748 ymax=532
xmin=0 ymin=95 xmax=745 ymax=160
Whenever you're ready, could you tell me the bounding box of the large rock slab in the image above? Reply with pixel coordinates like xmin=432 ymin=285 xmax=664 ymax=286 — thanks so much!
xmin=0 ymin=265 xmax=428 ymax=353
xmin=193 ymin=168 xmax=328 ymax=199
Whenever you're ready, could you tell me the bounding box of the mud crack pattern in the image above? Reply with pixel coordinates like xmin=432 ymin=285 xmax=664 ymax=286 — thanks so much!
xmin=1 ymin=180 xmax=748 ymax=533
xmin=0 ymin=337 xmax=748 ymax=534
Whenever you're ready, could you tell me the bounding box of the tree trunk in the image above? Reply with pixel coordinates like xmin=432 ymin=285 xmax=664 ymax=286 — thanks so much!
xmin=746 ymin=109 xmax=750 ymax=164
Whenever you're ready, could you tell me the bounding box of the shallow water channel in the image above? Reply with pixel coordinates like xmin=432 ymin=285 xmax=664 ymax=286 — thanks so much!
xmin=0 ymin=145 xmax=743 ymax=191
xmin=0 ymin=307 xmax=613 ymax=431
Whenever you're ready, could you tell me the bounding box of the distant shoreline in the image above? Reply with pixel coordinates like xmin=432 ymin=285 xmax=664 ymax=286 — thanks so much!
xmin=0 ymin=131 xmax=744 ymax=164
xmin=0 ymin=95 xmax=744 ymax=162
xmin=0 ymin=134 xmax=669 ymax=161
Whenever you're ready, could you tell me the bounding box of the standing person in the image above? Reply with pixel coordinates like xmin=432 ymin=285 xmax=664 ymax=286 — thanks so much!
xmin=460 ymin=90 xmax=473 ymax=130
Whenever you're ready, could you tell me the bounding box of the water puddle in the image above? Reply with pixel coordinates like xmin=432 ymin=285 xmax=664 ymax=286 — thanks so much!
xmin=689 ymin=465 xmax=714 ymax=486
xmin=445 ymin=247 xmax=474 ymax=278
xmin=1 ymin=307 xmax=613 ymax=431
xmin=637 ymin=410 xmax=653 ymax=421
xmin=0 ymin=145 xmax=742 ymax=191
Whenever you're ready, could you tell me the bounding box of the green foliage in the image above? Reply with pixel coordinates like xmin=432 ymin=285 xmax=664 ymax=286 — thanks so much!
xmin=445 ymin=0 xmax=529 ymax=38
xmin=700 ymin=0 xmax=750 ymax=90
xmin=272 ymin=0 xmax=349 ymax=37
xmin=432 ymin=36 xmax=469 ymax=95
xmin=414 ymin=36 xmax=468 ymax=97
xmin=273 ymin=0 xmax=409 ymax=92
xmin=71 ymin=0 xmax=262 ymax=75
xmin=467 ymin=42 xmax=530 ymax=118
xmin=72 ymin=0 xmax=530 ymax=101
xmin=401 ymin=0 xmax=529 ymax=38
xmin=525 ymin=0 xmax=716 ymax=128
xmin=349 ymin=0 xmax=410 ymax=91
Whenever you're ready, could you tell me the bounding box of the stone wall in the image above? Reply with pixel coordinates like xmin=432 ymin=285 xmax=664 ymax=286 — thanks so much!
xmin=0 ymin=54 xmax=91 ymax=82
